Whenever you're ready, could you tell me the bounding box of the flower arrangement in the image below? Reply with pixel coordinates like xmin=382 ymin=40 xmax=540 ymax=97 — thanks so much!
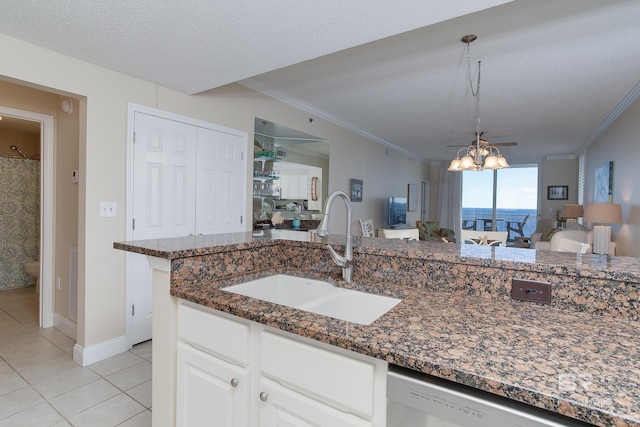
xmin=271 ymin=212 xmax=284 ymax=227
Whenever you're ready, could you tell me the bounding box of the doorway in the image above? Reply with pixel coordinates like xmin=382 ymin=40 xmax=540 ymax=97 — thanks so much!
xmin=461 ymin=165 xmax=538 ymax=242
xmin=0 ymin=106 xmax=55 ymax=327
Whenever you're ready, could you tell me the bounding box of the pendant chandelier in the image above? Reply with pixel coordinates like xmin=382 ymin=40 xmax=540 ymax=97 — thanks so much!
xmin=448 ymin=35 xmax=510 ymax=172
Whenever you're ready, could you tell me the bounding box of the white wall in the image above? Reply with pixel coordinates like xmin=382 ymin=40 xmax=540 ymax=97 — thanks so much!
xmin=584 ymin=97 xmax=640 ymax=257
xmin=1 ymin=34 xmax=429 ymax=360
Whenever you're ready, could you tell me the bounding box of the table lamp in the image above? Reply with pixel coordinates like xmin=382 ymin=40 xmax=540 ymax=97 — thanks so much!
xmin=562 ymin=204 xmax=583 ymax=228
xmin=584 ymin=203 xmax=622 ymax=255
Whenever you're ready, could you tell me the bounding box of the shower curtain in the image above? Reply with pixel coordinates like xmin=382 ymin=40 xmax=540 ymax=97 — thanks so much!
xmin=0 ymin=157 xmax=40 ymax=290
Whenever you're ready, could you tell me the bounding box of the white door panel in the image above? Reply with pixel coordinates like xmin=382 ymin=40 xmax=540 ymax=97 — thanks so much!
xmin=196 ymin=127 xmax=245 ymax=235
xmin=133 ymin=114 xmax=197 ymax=239
xmin=128 ymin=109 xmax=246 ymax=345
xmin=130 ymin=113 xmax=198 ymax=344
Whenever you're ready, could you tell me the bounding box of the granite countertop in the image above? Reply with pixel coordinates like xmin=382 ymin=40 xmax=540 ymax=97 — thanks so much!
xmin=114 ymin=230 xmax=640 ymax=282
xmin=114 ymin=232 xmax=640 ymax=426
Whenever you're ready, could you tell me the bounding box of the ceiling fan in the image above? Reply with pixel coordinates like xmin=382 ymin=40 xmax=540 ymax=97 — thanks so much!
xmin=446 ymin=132 xmax=517 ymax=148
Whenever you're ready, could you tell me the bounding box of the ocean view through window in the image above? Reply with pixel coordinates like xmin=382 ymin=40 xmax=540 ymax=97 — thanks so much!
xmin=462 ymin=166 xmax=538 ymax=241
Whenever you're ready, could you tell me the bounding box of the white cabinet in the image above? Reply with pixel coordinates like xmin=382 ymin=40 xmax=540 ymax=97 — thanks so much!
xmin=177 ymin=303 xmax=251 ymax=427
xmin=259 ymin=377 xmax=372 ymax=427
xmin=177 ymin=301 xmax=387 ymax=426
xmin=177 ymin=343 xmax=250 ymax=427
xmin=280 ymin=174 xmax=308 ymax=199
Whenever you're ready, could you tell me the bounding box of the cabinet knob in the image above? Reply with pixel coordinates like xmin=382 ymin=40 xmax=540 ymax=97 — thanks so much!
xmin=230 ymin=378 xmax=239 ymax=388
xmin=259 ymin=391 xmax=269 ymax=402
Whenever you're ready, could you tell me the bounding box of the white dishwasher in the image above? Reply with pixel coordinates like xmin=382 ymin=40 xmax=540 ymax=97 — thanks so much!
xmin=387 ymin=366 xmax=589 ymax=427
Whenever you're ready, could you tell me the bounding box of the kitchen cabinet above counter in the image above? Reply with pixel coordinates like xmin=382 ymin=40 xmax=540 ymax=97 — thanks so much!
xmin=115 ymin=233 xmax=640 ymax=426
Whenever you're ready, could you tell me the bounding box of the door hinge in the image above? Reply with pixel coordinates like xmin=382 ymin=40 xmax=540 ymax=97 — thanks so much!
xmin=241 ymin=151 xmax=244 ymax=161
xmin=132 ymin=218 xmax=135 ymax=230
xmin=133 ymin=131 xmax=136 ymax=144
xmin=240 ymin=215 xmax=243 ymax=224
xmin=131 ymin=304 xmax=135 ymax=316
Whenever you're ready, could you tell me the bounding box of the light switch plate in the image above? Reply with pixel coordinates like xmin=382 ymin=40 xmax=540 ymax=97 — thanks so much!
xmin=99 ymin=201 xmax=117 ymax=218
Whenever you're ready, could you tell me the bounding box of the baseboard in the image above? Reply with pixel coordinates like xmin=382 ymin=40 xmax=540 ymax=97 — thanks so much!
xmin=73 ymin=335 xmax=129 ymax=367
xmin=53 ymin=313 xmax=77 ymax=340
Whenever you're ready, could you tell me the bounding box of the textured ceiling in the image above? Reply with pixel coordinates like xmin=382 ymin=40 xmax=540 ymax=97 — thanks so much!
xmin=1 ymin=0 xmax=639 ymax=163
xmin=0 ymin=0 xmax=511 ymax=94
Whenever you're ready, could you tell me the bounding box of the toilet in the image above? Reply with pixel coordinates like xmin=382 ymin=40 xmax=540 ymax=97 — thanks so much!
xmin=23 ymin=260 xmax=40 ymax=293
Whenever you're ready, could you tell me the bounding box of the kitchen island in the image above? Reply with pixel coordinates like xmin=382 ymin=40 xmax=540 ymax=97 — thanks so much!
xmin=115 ymin=231 xmax=640 ymax=426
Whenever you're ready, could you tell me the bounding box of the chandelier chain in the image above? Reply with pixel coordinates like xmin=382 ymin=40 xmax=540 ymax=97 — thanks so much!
xmin=448 ymin=34 xmax=510 ymax=172
xmin=465 ymin=41 xmax=482 ymax=136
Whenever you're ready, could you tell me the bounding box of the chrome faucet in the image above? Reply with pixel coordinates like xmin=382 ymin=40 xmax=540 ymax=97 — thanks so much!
xmin=316 ymin=190 xmax=353 ymax=282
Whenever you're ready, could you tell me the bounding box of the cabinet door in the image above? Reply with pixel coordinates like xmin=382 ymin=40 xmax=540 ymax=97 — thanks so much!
xmin=177 ymin=343 xmax=249 ymax=427
xmin=288 ymin=175 xmax=300 ymax=199
xmin=297 ymin=175 xmax=309 ymax=199
xmin=258 ymin=377 xmax=372 ymax=427
xmin=279 ymin=175 xmax=291 ymax=199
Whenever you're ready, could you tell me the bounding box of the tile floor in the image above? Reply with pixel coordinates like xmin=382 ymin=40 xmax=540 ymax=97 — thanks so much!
xmin=0 ymin=286 xmax=152 ymax=426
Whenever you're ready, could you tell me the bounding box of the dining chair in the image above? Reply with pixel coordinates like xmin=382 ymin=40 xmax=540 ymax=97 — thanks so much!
xmin=460 ymin=230 xmax=508 ymax=246
xmin=381 ymin=228 xmax=419 ymax=240
xmin=506 ymin=214 xmax=530 ymax=241
xmin=359 ymin=219 xmax=375 ymax=237
xmin=461 ymin=219 xmax=477 ymax=230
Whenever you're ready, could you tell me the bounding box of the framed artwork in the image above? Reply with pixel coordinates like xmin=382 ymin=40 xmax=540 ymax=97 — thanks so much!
xmin=350 ymin=179 xmax=363 ymax=202
xmin=407 ymin=184 xmax=418 ymax=212
xmin=594 ymin=161 xmax=614 ymax=203
xmin=547 ymin=185 xmax=568 ymax=200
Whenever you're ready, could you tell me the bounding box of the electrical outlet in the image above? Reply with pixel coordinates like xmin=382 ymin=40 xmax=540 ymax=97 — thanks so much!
xmin=511 ymin=279 xmax=551 ymax=304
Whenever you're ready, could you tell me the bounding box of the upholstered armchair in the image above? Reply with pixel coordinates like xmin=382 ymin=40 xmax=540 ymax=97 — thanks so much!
xmin=416 ymin=221 xmax=456 ymax=243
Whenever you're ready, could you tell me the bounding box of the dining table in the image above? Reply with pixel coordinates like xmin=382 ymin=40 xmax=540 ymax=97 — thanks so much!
xmin=475 ymin=217 xmax=504 ymax=231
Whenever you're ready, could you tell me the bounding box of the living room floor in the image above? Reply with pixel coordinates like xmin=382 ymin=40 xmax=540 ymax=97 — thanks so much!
xmin=0 ymin=286 xmax=152 ymax=426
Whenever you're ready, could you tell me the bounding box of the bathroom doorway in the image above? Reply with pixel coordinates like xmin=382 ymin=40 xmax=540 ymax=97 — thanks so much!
xmin=0 ymin=106 xmax=55 ymax=328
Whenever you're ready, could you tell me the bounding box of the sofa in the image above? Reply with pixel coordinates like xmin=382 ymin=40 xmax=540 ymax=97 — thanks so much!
xmin=532 ymin=229 xmax=589 ymax=251
xmin=416 ymin=221 xmax=455 ymax=243
xmin=532 ymin=228 xmax=616 ymax=254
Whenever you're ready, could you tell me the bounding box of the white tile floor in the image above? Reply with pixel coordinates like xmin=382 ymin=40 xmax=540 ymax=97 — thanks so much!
xmin=0 ymin=286 xmax=152 ymax=426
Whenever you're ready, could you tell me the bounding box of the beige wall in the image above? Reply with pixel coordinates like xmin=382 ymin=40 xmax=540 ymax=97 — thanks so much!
xmin=539 ymin=158 xmax=578 ymax=222
xmin=163 ymin=84 xmax=429 ymax=234
xmin=0 ymin=80 xmax=79 ymax=322
xmin=54 ymin=98 xmax=80 ymax=319
xmin=584 ymin=97 xmax=640 ymax=257
xmin=0 ymin=129 xmax=39 ymax=158
xmin=1 ymin=34 xmax=429 ymax=356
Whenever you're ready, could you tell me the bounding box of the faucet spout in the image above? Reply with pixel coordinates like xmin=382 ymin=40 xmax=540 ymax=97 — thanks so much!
xmin=316 ymin=191 xmax=353 ymax=282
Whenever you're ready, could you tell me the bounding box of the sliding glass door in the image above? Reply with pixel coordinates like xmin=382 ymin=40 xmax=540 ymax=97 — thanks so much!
xmin=462 ymin=166 xmax=538 ymax=242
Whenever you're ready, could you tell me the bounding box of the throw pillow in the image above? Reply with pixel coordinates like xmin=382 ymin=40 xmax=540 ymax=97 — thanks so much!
xmin=540 ymin=227 xmax=560 ymax=242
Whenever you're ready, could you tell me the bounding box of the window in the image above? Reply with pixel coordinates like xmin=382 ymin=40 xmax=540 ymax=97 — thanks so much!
xmin=462 ymin=165 xmax=538 ymax=242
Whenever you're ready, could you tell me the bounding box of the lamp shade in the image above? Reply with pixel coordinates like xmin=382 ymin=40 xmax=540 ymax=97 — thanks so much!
xmin=562 ymin=204 xmax=584 ymax=219
xmin=584 ymin=203 xmax=622 ymax=225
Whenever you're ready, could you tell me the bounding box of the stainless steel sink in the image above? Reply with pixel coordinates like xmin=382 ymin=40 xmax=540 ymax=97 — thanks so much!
xmin=222 ymin=274 xmax=401 ymax=325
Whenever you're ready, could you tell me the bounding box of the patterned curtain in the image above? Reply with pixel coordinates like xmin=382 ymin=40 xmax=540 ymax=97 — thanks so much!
xmin=0 ymin=158 xmax=40 ymax=290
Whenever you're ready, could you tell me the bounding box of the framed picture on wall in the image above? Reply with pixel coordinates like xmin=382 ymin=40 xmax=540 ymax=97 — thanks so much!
xmin=547 ymin=185 xmax=568 ymax=200
xmin=594 ymin=161 xmax=614 ymax=203
xmin=350 ymin=179 xmax=363 ymax=202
